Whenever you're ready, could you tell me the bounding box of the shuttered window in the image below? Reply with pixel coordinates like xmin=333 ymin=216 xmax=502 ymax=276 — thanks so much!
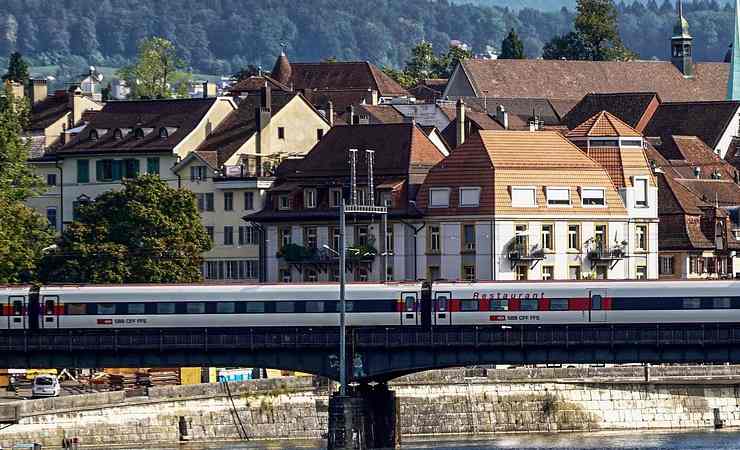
xmin=511 ymin=187 xmax=536 ymax=207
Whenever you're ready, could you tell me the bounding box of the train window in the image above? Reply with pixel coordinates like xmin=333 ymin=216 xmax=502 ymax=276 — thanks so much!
xmin=157 ymin=303 xmax=176 ymax=314
xmin=683 ymin=298 xmax=701 ymax=309
xmin=490 ymin=299 xmax=508 ymax=311
xmin=186 ymin=303 xmax=206 ymax=314
xmin=127 ymin=304 xmax=146 ymax=315
xmin=66 ymin=303 xmax=87 ymax=315
xmin=276 ymin=302 xmax=295 ymax=313
xmin=714 ymin=298 xmax=731 ymax=309
xmin=305 ymin=301 xmax=324 ymax=313
xmin=404 ymin=296 xmax=416 ymax=312
xmin=550 ymin=299 xmax=568 ymax=311
xmin=521 ymin=299 xmax=538 ymax=311
xmin=97 ymin=304 xmax=116 ymax=315
xmin=246 ymin=302 xmax=265 ymax=313
xmin=44 ymin=300 xmax=55 ymax=315
xmin=345 ymin=301 xmax=354 ymax=312
xmin=436 ymin=295 xmax=448 ymax=312
xmin=460 ymin=299 xmax=479 ymax=311
xmin=591 ymin=295 xmax=602 ymax=310
xmin=216 ymin=302 xmax=236 ymax=314
xmin=12 ymin=300 xmax=22 ymax=315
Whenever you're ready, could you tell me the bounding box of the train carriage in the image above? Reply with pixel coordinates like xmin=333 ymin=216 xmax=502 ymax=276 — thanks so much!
xmin=1 ymin=286 xmax=32 ymax=331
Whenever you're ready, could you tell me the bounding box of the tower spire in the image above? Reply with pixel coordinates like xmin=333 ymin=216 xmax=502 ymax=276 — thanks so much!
xmin=728 ymin=0 xmax=740 ymax=100
xmin=671 ymin=0 xmax=693 ymax=78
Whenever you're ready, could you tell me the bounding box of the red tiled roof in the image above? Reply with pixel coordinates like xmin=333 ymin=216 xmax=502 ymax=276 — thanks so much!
xmin=567 ymin=111 xmax=642 ymax=138
xmin=27 ymin=91 xmax=70 ymax=131
xmin=228 ymin=75 xmax=291 ymax=94
xmin=457 ymin=59 xmax=729 ymax=102
xmin=584 ymin=147 xmax=626 ymax=188
xmin=287 ymin=61 xmax=408 ymax=97
xmin=654 ymin=135 xmax=739 ymax=181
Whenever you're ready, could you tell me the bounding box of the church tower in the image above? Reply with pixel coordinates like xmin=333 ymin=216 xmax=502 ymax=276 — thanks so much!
xmin=671 ymin=0 xmax=693 ymax=78
xmin=728 ymin=0 xmax=740 ymax=100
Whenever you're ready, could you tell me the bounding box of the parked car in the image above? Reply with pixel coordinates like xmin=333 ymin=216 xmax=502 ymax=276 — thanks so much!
xmin=31 ymin=375 xmax=60 ymax=398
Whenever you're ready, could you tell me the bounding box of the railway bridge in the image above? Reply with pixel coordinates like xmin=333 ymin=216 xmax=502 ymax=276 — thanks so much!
xmin=4 ymin=323 xmax=740 ymax=449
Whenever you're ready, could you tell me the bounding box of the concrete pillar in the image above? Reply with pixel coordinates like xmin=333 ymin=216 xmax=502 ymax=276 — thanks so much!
xmin=327 ymin=384 xmax=400 ymax=450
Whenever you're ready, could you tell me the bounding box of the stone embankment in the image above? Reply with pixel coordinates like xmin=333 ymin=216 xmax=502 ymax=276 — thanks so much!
xmin=3 ymin=365 xmax=740 ymax=448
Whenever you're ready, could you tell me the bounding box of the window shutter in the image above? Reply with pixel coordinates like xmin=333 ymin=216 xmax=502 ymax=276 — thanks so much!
xmin=132 ymin=159 xmax=140 ymax=177
xmin=112 ymin=160 xmax=122 ymax=181
xmin=95 ymin=161 xmax=103 ymax=181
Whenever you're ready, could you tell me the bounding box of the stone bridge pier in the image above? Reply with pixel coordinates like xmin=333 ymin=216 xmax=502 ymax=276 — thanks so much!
xmin=327 ymin=383 xmax=400 ymax=450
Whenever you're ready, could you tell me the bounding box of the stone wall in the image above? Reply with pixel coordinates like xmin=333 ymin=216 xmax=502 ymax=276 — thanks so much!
xmin=3 ymin=367 xmax=740 ymax=448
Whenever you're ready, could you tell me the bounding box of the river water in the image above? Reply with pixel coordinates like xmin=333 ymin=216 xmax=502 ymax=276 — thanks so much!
xmin=128 ymin=429 xmax=740 ymax=449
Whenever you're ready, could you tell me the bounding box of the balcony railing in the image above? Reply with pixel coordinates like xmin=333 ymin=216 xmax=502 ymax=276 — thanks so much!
xmin=588 ymin=244 xmax=625 ymax=269
xmin=507 ymin=242 xmax=545 ymax=269
xmin=277 ymin=244 xmax=377 ymax=265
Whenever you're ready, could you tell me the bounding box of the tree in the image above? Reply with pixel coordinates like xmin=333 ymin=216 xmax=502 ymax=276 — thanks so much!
xmin=404 ymin=41 xmax=437 ymax=82
xmin=40 ymin=175 xmax=212 ymax=284
xmin=542 ymin=0 xmax=636 ymax=61
xmin=383 ymin=41 xmax=472 ymax=88
xmin=434 ymin=44 xmax=473 ymax=78
xmin=116 ymin=37 xmax=191 ymax=99
xmin=500 ymin=29 xmax=525 ymax=59
xmin=233 ymin=64 xmax=261 ymax=81
xmin=2 ymin=51 xmax=29 ymax=83
xmin=0 ymin=86 xmax=54 ymax=283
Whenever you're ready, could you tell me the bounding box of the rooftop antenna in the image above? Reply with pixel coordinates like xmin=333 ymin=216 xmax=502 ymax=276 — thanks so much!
xmin=366 ymin=150 xmax=375 ymax=207
xmin=349 ymin=148 xmax=358 ymax=206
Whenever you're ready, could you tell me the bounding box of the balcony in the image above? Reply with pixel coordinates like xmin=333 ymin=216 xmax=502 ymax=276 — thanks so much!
xmin=588 ymin=244 xmax=625 ymax=269
xmin=506 ymin=241 xmax=545 ymax=269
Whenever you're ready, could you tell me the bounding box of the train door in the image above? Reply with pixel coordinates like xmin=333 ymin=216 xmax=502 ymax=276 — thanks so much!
xmin=7 ymin=296 xmax=25 ymax=330
xmin=40 ymin=295 xmax=59 ymax=329
xmin=589 ymin=289 xmax=608 ymax=323
xmin=400 ymin=292 xmax=418 ymax=326
xmin=420 ymin=286 xmax=432 ymax=329
xmin=433 ymin=291 xmax=452 ymax=325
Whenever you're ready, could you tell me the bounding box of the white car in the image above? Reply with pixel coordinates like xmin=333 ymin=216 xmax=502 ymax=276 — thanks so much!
xmin=31 ymin=375 xmax=60 ymax=398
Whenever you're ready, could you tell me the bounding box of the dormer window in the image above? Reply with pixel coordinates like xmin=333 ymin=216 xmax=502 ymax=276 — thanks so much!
xmin=304 ymin=188 xmax=317 ymax=209
xmin=88 ymin=129 xmax=98 ymax=141
xmin=634 ymin=177 xmax=648 ymax=207
xmin=278 ymin=194 xmax=290 ymax=210
xmin=581 ymin=187 xmax=606 ymax=207
xmin=113 ymin=129 xmax=123 ymax=140
xmin=546 ymin=187 xmax=570 ymax=206
xmin=159 ymin=127 xmax=168 ymax=139
xmin=134 ymin=128 xmax=144 ymax=139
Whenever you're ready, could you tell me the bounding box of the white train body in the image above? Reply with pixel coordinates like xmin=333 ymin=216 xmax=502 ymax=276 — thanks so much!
xmin=1 ymin=280 xmax=740 ymax=330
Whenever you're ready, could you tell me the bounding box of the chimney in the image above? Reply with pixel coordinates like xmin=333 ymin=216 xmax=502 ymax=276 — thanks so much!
xmin=30 ymin=78 xmax=47 ymax=105
xmin=255 ymin=84 xmax=272 ymax=172
xmin=327 ymin=101 xmax=334 ymax=126
xmin=4 ymin=80 xmax=24 ymax=99
xmin=202 ymin=81 xmax=217 ymax=98
xmin=694 ymin=167 xmax=701 ymax=179
xmin=69 ymin=87 xmax=85 ymax=127
xmin=346 ymin=105 xmax=357 ymax=125
xmin=496 ymin=104 xmax=508 ymax=130
xmin=456 ymin=98 xmax=466 ymax=147
xmin=367 ymin=89 xmax=379 ymax=106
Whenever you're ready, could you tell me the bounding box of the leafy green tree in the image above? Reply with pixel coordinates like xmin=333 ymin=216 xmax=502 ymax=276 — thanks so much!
xmin=381 ymin=66 xmax=416 ymax=89
xmin=233 ymin=64 xmax=261 ymax=81
xmin=40 ymin=175 xmax=212 ymax=284
xmin=384 ymin=41 xmax=472 ymax=88
xmin=2 ymin=51 xmax=29 ymax=83
xmin=117 ymin=37 xmax=191 ymax=99
xmin=434 ymin=45 xmax=473 ymax=78
xmin=0 ymin=86 xmax=54 ymax=283
xmin=404 ymin=41 xmax=437 ymax=83
xmin=500 ymin=29 xmax=525 ymax=59
xmin=542 ymin=32 xmax=591 ymax=60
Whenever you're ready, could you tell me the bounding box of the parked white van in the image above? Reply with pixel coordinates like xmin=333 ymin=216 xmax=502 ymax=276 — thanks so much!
xmin=31 ymin=374 xmax=60 ymax=397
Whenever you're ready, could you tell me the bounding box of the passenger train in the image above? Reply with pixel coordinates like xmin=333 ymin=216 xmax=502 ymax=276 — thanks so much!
xmin=2 ymin=280 xmax=740 ymax=330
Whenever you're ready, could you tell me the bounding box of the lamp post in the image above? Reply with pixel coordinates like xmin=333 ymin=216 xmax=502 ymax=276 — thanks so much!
xmin=339 ymin=199 xmax=348 ymax=396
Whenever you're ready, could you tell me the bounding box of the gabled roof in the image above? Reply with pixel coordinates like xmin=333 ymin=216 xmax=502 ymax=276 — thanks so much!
xmin=284 ymin=123 xmax=445 ymax=179
xmin=451 ymin=59 xmax=728 ymax=102
xmin=564 ymin=92 xmax=660 ymax=132
xmin=567 ymin=111 xmax=643 ymax=138
xmin=654 ymin=135 xmax=739 ymax=181
xmin=56 ymin=98 xmax=221 ymax=155
xmin=195 ymin=91 xmax=301 ymax=166
xmin=27 ymin=91 xmax=71 ymax=131
xmin=463 ymin=97 xmax=563 ymax=126
xmin=644 ymin=101 xmax=740 ymax=149
xmin=228 ymin=75 xmax=291 ymax=94
xmin=338 ymin=104 xmax=406 ymax=125
xmin=287 ymin=61 xmax=408 ymax=97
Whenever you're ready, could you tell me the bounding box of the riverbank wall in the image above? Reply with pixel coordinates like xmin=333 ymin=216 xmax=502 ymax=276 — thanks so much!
xmin=3 ymin=365 xmax=740 ymax=448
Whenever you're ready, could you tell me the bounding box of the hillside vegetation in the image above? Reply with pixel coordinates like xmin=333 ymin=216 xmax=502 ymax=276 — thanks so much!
xmin=0 ymin=0 xmax=735 ymax=79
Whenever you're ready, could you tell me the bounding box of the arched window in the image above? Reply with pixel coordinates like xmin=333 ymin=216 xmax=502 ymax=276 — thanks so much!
xmin=158 ymin=127 xmax=168 ymax=139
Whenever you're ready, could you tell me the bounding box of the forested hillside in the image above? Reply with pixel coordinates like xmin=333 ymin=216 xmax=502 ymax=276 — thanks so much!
xmin=0 ymin=0 xmax=735 ymax=79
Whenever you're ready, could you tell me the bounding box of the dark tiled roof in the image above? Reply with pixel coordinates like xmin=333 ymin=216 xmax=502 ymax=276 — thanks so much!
xmin=271 ymin=52 xmax=292 ymax=86
xmin=288 ymin=61 xmax=408 ymax=97
xmin=457 ymin=59 xmax=729 ymax=102
xmin=228 ymin=75 xmax=291 ymax=94
xmin=284 ymin=123 xmax=445 ymax=179
xmin=655 ymin=135 xmax=739 ymax=181
xmin=463 ymin=97 xmax=562 ymax=126
xmin=440 ymin=111 xmax=504 ymax=149
xmin=337 ymin=104 xmax=406 ymax=125
xmin=409 ymin=79 xmax=447 ymax=103
xmin=27 ymin=92 xmax=70 ymax=131
xmin=195 ymin=92 xmax=298 ymax=166
xmin=57 ymin=98 xmax=218 ymax=155
xmin=644 ymin=101 xmax=740 ymax=149
xmin=564 ymin=92 xmax=660 ymax=132
xmin=302 ymin=89 xmax=374 ymax=113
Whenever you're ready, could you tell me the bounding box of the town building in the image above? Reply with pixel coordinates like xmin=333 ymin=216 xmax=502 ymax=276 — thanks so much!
xmin=171 ymin=87 xmax=331 ymax=280
xmin=247 ymin=122 xmax=446 ymax=282
xmin=647 ymin=135 xmax=740 ymax=279
xmin=443 ymin=5 xmax=727 ymax=102
xmin=416 ymin=128 xmax=657 ymax=281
